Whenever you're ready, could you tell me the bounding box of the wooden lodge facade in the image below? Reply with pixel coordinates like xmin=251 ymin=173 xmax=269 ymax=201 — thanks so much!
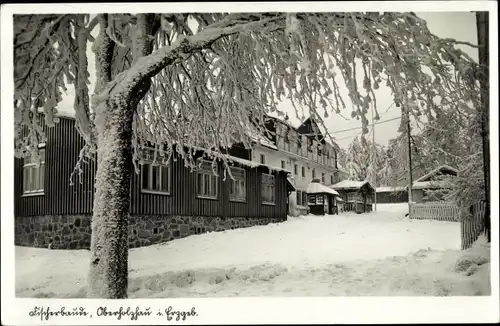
xmin=15 ymin=116 xmax=290 ymax=249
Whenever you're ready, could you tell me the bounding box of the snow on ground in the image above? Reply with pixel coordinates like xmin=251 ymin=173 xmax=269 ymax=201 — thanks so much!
xmin=375 ymin=203 xmax=410 ymax=216
xmin=15 ymin=204 xmax=490 ymax=297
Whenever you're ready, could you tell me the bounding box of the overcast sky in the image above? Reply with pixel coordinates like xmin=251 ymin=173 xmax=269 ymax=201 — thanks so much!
xmin=57 ymin=12 xmax=479 ymax=149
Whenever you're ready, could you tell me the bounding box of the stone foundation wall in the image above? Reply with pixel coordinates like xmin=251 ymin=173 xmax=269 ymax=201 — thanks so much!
xmin=15 ymin=214 xmax=286 ymax=250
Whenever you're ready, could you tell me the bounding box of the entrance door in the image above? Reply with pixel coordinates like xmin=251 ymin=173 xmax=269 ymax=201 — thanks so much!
xmin=328 ymin=195 xmax=335 ymax=214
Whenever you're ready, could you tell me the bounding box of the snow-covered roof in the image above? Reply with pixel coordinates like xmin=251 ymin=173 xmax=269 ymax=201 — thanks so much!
xmin=247 ymin=131 xmax=277 ymax=150
xmin=223 ymin=154 xmax=292 ymax=175
xmin=171 ymin=142 xmax=292 ymax=175
xmin=307 ymin=182 xmax=340 ymax=196
xmin=412 ymin=181 xmax=452 ymax=190
xmin=336 ymin=197 xmax=344 ymax=202
xmin=331 ymin=180 xmax=373 ymax=190
xmin=37 ymin=107 xmax=76 ymax=119
xmin=56 ymin=108 xmax=77 ymax=119
xmin=414 ymin=165 xmax=459 ymax=183
xmin=376 ymin=186 xmax=407 ymax=193
xmin=241 ymin=121 xmax=278 ymax=150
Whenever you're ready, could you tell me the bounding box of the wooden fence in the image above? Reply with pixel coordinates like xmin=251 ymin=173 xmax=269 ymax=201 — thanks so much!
xmin=409 ymin=201 xmax=460 ymax=222
xmin=461 ymin=201 xmax=487 ymax=250
xmin=409 ymin=200 xmax=487 ymax=250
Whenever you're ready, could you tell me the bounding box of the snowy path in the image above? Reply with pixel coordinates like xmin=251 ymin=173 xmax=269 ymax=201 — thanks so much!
xmin=15 ymin=204 xmax=490 ymax=297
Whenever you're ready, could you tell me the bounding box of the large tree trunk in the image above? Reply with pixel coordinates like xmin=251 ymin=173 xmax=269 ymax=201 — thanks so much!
xmin=86 ymin=13 xmax=157 ymax=298
xmin=87 ymin=99 xmax=135 ymax=298
xmin=476 ymin=12 xmax=490 ymax=242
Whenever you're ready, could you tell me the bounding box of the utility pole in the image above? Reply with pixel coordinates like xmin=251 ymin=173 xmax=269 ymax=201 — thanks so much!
xmin=372 ymin=105 xmax=377 ymax=211
xmin=476 ymin=11 xmax=490 ymax=242
xmin=406 ymin=107 xmax=413 ymax=213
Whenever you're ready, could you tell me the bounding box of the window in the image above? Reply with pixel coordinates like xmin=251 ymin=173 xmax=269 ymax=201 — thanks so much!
xmin=331 ymin=175 xmax=335 ymax=185
xmin=312 ymin=168 xmax=316 ymax=179
xmin=281 ymin=160 xmax=286 ymax=169
xmin=294 ymin=164 xmax=298 ymax=175
xmin=277 ymin=126 xmax=284 ymax=150
xmin=302 ymin=166 xmax=306 ymax=177
xmin=321 ymin=173 xmax=325 ymax=183
xmin=302 ymin=136 xmax=308 ymax=157
xmin=23 ymin=147 xmax=45 ymax=195
xmin=290 ymin=137 xmax=297 ymax=154
xmin=141 ymin=147 xmax=171 ymax=194
xmin=196 ymin=160 xmax=219 ymax=199
xmin=229 ymin=166 xmax=246 ymax=202
xmin=296 ymin=190 xmax=307 ymax=207
xmin=260 ymin=154 xmax=266 ymax=164
xmin=261 ymin=173 xmax=275 ymax=204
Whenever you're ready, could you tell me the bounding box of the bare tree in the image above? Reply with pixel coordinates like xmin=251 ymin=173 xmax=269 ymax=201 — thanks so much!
xmin=13 ymin=12 xmax=481 ymax=298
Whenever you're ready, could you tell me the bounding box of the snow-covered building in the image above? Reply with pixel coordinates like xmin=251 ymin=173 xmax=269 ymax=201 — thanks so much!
xmin=306 ymin=180 xmax=340 ymax=215
xmin=14 ymin=116 xmax=294 ymax=250
xmin=411 ymin=165 xmax=458 ymax=203
xmin=248 ymin=116 xmax=346 ymax=216
xmin=373 ymin=165 xmax=459 ymax=204
xmin=331 ymin=180 xmax=374 ymax=213
xmin=376 ymin=186 xmax=408 ymax=204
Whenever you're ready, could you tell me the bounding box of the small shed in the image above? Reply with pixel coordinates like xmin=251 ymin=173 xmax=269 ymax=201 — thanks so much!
xmin=306 ymin=180 xmax=340 ymax=215
xmin=412 ymin=165 xmax=458 ymax=203
xmin=376 ymin=186 xmax=408 ymax=204
xmin=331 ymin=180 xmax=375 ymax=213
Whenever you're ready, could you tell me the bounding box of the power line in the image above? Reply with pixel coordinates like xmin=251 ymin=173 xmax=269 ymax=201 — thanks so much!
xmin=331 ymin=116 xmax=401 ymax=135
xmin=335 ymin=124 xmax=373 ymax=142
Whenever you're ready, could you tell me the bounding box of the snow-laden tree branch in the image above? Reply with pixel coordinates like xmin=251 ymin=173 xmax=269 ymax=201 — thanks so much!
xmin=15 ymin=12 xmax=481 ymax=165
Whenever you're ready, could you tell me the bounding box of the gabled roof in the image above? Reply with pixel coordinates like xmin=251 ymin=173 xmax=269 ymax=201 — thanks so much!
xmin=307 ymin=182 xmax=340 ymax=196
xmin=414 ymin=165 xmax=459 ymax=183
xmin=273 ymin=115 xmax=340 ymax=151
xmin=331 ymin=180 xmax=374 ymax=191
